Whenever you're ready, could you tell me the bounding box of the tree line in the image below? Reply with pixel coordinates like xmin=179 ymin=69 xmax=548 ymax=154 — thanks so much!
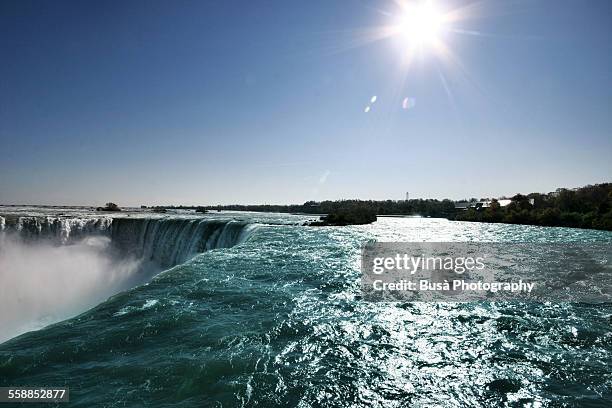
xmin=197 ymin=198 xmax=457 ymax=218
xmin=159 ymin=182 xmax=611 ymax=231
xmin=455 ymin=183 xmax=612 ymax=231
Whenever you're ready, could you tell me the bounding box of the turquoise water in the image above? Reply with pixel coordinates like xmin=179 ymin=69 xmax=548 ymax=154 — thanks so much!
xmin=0 ymin=211 xmax=611 ymax=407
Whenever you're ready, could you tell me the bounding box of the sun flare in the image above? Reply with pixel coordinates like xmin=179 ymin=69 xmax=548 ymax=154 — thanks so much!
xmin=394 ymin=0 xmax=446 ymax=49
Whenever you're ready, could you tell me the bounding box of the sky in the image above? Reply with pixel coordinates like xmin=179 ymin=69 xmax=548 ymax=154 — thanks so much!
xmin=1 ymin=0 xmax=611 ymax=206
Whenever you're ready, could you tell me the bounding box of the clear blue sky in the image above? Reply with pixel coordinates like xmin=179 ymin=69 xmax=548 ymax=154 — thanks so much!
xmin=1 ymin=0 xmax=611 ymax=206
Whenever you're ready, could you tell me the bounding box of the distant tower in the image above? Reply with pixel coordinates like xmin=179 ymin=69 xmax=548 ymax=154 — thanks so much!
xmin=405 ymin=192 xmax=409 ymax=201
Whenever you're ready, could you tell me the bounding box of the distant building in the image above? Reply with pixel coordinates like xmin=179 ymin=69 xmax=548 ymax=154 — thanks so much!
xmin=454 ymin=201 xmax=472 ymax=210
xmin=454 ymin=198 xmax=533 ymax=210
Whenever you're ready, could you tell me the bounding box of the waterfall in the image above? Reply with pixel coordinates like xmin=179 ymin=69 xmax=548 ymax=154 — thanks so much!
xmin=2 ymin=216 xmax=112 ymax=244
xmin=0 ymin=214 xmax=256 ymax=343
xmin=110 ymin=218 xmax=253 ymax=267
xmin=0 ymin=215 xmax=255 ymax=267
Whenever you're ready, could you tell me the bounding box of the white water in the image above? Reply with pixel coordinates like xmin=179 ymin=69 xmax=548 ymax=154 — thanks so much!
xmin=0 ymin=234 xmax=144 ymax=343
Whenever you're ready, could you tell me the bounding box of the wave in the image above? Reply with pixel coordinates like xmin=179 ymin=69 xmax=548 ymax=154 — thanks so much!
xmin=0 ymin=215 xmax=255 ymax=343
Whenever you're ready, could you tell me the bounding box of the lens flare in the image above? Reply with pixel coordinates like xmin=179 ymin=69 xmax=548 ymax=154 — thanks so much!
xmin=395 ymin=0 xmax=445 ymax=48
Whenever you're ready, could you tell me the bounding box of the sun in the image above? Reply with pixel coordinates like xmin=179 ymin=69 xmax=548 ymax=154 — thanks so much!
xmin=394 ymin=1 xmax=446 ymax=49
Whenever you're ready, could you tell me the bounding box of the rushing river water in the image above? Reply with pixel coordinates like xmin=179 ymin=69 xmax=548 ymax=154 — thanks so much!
xmin=0 ymin=208 xmax=611 ymax=407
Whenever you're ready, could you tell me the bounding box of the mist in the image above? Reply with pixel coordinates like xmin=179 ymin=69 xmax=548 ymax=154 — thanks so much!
xmin=0 ymin=234 xmax=152 ymax=343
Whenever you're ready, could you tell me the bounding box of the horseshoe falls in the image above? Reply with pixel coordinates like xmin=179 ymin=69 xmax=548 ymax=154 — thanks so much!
xmin=0 ymin=212 xmax=255 ymax=343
